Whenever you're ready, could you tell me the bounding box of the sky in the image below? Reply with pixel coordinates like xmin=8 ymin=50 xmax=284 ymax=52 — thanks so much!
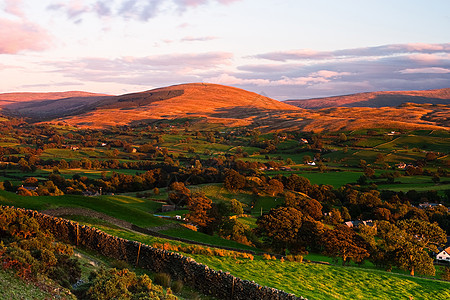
xmin=0 ymin=0 xmax=449 ymax=100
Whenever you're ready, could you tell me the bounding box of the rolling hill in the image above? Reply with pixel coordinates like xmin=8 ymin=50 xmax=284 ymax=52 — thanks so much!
xmin=284 ymin=88 xmax=450 ymax=109
xmin=0 ymin=91 xmax=110 ymax=106
xmin=0 ymin=83 xmax=302 ymax=128
xmin=0 ymin=83 xmax=449 ymax=132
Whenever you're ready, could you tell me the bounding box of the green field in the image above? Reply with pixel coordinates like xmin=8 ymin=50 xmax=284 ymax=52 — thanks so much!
xmin=376 ymin=135 xmax=449 ymax=152
xmin=191 ymin=255 xmax=450 ymax=300
xmin=0 ymin=190 xmax=168 ymax=228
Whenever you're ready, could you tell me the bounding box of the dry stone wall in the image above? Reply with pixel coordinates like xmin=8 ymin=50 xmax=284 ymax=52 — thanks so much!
xmin=8 ymin=206 xmax=305 ymax=300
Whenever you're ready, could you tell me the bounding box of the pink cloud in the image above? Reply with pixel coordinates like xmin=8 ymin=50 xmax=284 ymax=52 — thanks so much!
xmin=255 ymin=49 xmax=332 ymax=61
xmin=4 ymin=0 xmax=24 ymax=17
xmin=174 ymin=0 xmax=240 ymax=8
xmin=399 ymin=67 xmax=450 ymax=74
xmin=217 ymin=0 xmax=240 ymax=3
xmin=0 ymin=19 xmax=52 ymax=54
xmin=393 ymin=43 xmax=450 ymax=52
xmin=310 ymin=70 xmax=351 ymax=78
xmin=208 ymin=72 xmax=341 ymax=87
xmin=256 ymin=43 xmax=450 ymax=62
xmin=181 ymin=36 xmax=218 ymax=42
xmin=407 ymin=53 xmax=450 ymax=63
xmin=209 ymin=74 xmax=270 ymax=86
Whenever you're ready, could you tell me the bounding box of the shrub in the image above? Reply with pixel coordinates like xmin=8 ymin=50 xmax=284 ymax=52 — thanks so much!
xmin=286 ymin=255 xmax=303 ymax=263
xmin=154 ymin=272 xmax=171 ymax=288
xmin=181 ymin=223 xmax=197 ymax=231
xmin=110 ymin=259 xmax=129 ymax=270
xmin=88 ymin=268 xmax=175 ymax=300
xmin=171 ymin=280 xmax=184 ymax=293
xmin=0 ymin=206 xmax=78 ymax=283
xmin=262 ymin=253 xmax=276 ymax=260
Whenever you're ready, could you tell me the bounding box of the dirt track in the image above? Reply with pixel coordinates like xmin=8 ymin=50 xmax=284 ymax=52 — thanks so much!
xmin=40 ymin=207 xmax=133 ymax=229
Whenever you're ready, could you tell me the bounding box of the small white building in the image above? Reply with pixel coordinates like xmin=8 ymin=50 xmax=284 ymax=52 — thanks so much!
xmin=437 ymin=247 xmax=450 ymax=262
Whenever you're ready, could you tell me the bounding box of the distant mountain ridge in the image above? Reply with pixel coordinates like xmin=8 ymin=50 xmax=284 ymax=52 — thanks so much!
xmin=0 ymin=84 xmax=448 ymax=132
xmin=284 ymin=88 xmax=450 ymax=109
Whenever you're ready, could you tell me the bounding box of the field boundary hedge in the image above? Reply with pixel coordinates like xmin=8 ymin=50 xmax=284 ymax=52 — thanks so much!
xmin=6 ymin=206 xmax=305 ymax=300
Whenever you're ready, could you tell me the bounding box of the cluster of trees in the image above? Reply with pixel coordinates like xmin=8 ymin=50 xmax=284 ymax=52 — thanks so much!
xmin=255 ymin=190 xmax=447 ymax=276
xmin=167 ymin=181 xmax=254 ymax=246
xmin=219 ymin=171 xmax=450 ymax=276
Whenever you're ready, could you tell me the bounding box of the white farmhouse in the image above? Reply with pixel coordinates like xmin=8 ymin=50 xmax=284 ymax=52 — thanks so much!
xmin=436 ymin=247 xmax=450 ymax=262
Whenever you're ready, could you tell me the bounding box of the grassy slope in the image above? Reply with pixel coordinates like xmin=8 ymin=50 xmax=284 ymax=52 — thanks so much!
xmin=0 ymin=190 xmax=168 ymax=228
xmin=0 ymin=269 xmax=75 ymax=299
xmin=57 ymin=216 xmax=450 ymax=300
xmin=191 ymin=255 xmax=450 ymax=300
xmin=0 ymin=191 xmax=259 ymax=251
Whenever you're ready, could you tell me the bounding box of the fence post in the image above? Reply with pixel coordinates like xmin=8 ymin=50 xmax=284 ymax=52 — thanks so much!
xmin=136 ymin=242 xmax=142 ymax=266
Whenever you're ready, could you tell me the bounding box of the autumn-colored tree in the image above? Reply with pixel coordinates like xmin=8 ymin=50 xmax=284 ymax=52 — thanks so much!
xmin=18 ymin=158 xmax=31 ymax=172
xmin=230 ymin=199 xmax=244 ymax=215
xmin=298 ymin=219 xmax=325 ymax=251
xmin=339 ymin=133 xmax=347 ymax=142
xmin=58 ymin=159 xmax=69 ymax=169
xmin=364 ymin=167 xmax=375 ymax=178
xmin=218 ymin=218 xmax=253 ymax=246
xmin=285 ymin=174 xmax=311 ymax=193
xmin=373 ymin=207 xmax=392 ymax=221
xmin=23 ymin=177 xmax=38 ymax=186
xmin=321 ymin=224 xmax=370 ymax=265
xmin=265 ymin=179 xmax=284 ymax=196
xmin=442 ymin=266 xmax=450 ymax=281
xmin=17 ymin=187 xmax=34 ymax=196
xmin=186 ymin=192 xmax=212 ymax=228
xmin=256 ymin=207 xmax=303 ymax=252
xmin=168 ymin=182 xmax=191 ymax=206
xmin=37 ymin=181 xmax=64 ymax=196
xmin=425 ymin=152 xmax=437 ymax=161
xmin=224 ymin=169 xmax=246 ymax=192
xmin=285 ymin=193 xmax=322 ymax=220
xmin=324 ymin=208 xmax=343 ymax=225
xmin=340 ymin=206 xmax=351 ymax=221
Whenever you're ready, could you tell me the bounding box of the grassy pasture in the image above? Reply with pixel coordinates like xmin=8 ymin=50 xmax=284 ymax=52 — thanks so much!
xmin=0 ymin=270 xmax=59 ymax=299
xmin=0 ymin=190 xmax=168 ymax=228
xmin=192 ymin=255 xmax=450 ymax=300
xmin=376 ymin=135 xmax=449 ymax=152
xmin=60 ymin=215 xmax=450 ymax=300
xmin=354 ymin=137 xmax=387 ymax=147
